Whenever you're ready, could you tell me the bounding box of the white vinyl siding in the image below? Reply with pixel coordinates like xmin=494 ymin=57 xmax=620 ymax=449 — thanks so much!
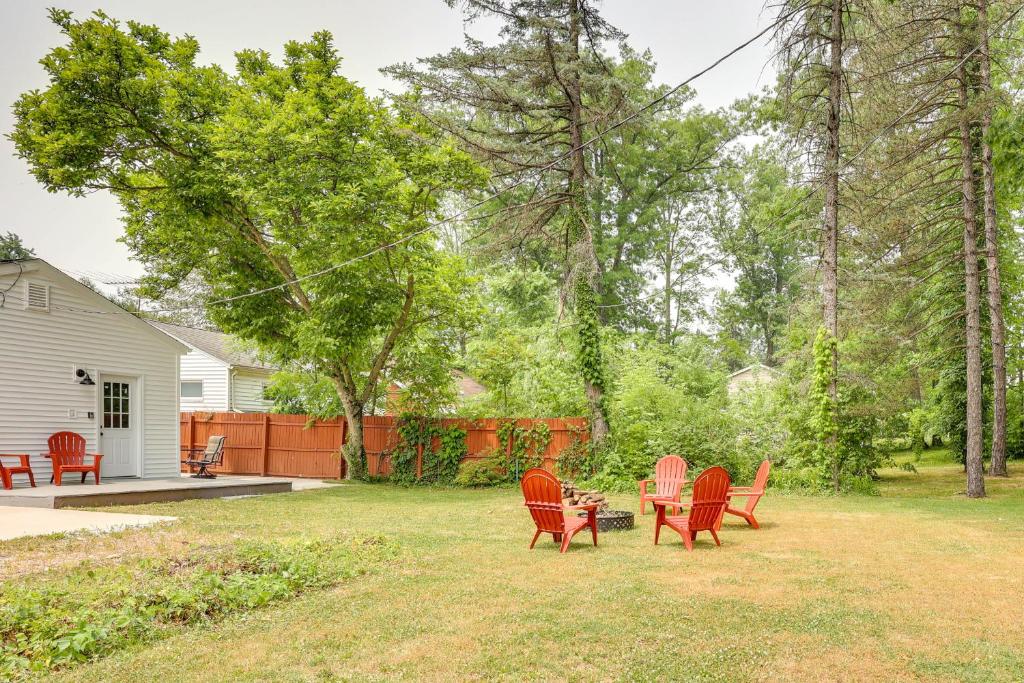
xmin=0 ymin=263 xmax=185 ymax=480
xmin=230 ymin=369 xmax=275 ymax=412
xmin=178 ymin=350 xmax=230 ymax=412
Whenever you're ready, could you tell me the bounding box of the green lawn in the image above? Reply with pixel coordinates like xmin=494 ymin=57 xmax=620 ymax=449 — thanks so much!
xmin=4 ymin=456 xmax=1024 ymax=682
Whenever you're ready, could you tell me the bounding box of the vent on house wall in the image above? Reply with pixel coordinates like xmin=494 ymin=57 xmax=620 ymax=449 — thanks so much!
xmin=24 ymin=281 xmax=50 ymax=311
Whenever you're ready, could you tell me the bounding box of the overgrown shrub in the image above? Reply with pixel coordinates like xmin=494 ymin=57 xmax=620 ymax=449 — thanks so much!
xmin=454 ymin=450 xmax=508 ymax=487
xmin=583 ymin=336 xmax=768 ymax=490
xmin=0 ymin=535 xmax=394 ymax=679
xmin=453 ymin=422 xmax=566 ymax=487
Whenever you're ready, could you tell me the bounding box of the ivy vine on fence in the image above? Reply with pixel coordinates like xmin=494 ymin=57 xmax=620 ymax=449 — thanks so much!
xmin=386 ymin=415 xmax=467 ymax=485
xmin=496 ymin=420 xmax=551 ymax=481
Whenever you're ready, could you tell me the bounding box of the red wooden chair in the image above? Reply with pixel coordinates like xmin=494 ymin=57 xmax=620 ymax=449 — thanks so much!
xmin=46 ymin=432 xmax=103 ymax=486
xmin=723 ymin=459 xmax=771 ymax=529
xmin=521 ymin=467 xmax=598 ymax=553
xmin=653 ymin=466 xmax=731 ymax=551
xmin=638 ymin=455 xmax=688 ymax=515
xmin=0 ymin=454 xmax=36 ymax=490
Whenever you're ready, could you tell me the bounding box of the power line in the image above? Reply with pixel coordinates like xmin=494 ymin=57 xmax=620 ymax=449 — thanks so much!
xmin=134 ymin=4 xmax=805 ymax=315
xmin=597 ymin=0 xmax=1024 ymax=311
xmin=4 ymin=8 xmax=804 ymax=318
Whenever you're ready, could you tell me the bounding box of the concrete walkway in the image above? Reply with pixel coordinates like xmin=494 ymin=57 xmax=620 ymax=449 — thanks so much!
xmin=0 ymin=507 xmax=176 ymax=541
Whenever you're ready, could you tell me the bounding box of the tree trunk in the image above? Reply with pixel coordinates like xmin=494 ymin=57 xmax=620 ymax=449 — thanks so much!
xmin=567 ymin=0 xmax=609 ymax=447
xmin=330 ymin=377 xmax=364 ymax=481
xmin=823 ymin=0 xmax=843 ymax=491
xmin=977 ymin=0 xmax=1008 ymax=476
xmin=823 ymin=0 xmax=842 ymax=396
xmin=663 ymin=252 xmax=674 ymax=345
xmin=957 ymin=56 xmax=987 ymax=498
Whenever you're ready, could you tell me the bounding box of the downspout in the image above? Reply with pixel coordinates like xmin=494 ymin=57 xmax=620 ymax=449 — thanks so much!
xmin=228 ymin=366 xmax=237 ymax=412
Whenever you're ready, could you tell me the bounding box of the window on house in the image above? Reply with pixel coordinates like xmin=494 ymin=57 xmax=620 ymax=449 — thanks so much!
xmin=180 ymin=380 xmax=204 ymax=398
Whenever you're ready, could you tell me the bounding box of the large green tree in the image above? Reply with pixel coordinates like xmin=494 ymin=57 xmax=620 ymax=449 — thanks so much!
xmin=12 ymin=10 xmax=483 ymax=474
xmin=709 ymin=144 xmax=815 ymax=366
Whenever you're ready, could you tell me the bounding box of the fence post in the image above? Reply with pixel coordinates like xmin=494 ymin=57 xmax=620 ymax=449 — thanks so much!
xmin=339 ymin=418 xmax=348 ymax=480
xmin=188 ymin=412 xmax=195 ymax=453
xmin=505 ymin=421 xmax=517 ymax=479
xmin=260 ymin=413 xmax=270 ymax=476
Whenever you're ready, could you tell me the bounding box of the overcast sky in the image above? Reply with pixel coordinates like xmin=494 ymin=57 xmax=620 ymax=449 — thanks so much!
xmin=1 ymin=0 xmax=776 ymax=284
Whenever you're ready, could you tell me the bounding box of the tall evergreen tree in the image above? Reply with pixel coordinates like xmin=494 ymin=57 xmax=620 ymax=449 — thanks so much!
xmin=776 ymin=0 xmax=856 ymax=489
xmin=387 ymin=0 xmax=629 ymax=445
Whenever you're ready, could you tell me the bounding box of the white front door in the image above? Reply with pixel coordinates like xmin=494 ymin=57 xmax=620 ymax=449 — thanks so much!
xmin=99 ymin=375 xmax=140 ymax=478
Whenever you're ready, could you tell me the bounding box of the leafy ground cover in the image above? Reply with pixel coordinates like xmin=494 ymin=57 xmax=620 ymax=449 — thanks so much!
xmin=1 ymin=455 xmax=1022 ymax=681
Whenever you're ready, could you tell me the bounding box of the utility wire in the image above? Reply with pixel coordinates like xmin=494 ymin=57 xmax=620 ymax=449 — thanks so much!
xmin=133 ymin=4 xmax=806 ymax=315
xmin=3 ymin=7 xmax=802 ymax=318
xmin=597 ymin=0 xmax=1024 ymax=311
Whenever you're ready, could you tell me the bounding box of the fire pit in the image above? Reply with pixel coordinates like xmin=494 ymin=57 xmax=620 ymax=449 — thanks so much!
xmin=559 ymin=480 xmax=632 ymax=530
xmin=577 ymin=509 xmax=635 ymax=532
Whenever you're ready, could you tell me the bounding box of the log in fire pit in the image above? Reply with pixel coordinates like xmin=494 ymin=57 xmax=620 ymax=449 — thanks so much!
xmin=561 ymin=480 xmax=634 ymax=531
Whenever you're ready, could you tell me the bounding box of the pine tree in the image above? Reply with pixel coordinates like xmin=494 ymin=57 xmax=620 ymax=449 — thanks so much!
xmin=386 ymin=0 xmax=629 ymax=445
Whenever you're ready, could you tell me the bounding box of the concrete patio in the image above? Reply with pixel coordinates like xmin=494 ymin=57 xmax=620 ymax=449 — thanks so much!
xmin=0 ymin=475 xmax=297 ymax=509
xmin=0 ymin=506 xmax=177 ymax=541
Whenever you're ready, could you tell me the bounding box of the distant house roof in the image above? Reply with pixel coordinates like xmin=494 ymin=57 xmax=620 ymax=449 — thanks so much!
xmin=453 ymin=370 xmax=487 ymax=399
xmin=391 ymin=371 xmax=487 ymax=397
xmin=148 ymin=321 xmax=276 ymax=371
xmin=728 ymin=363 xmax=779 ymax=379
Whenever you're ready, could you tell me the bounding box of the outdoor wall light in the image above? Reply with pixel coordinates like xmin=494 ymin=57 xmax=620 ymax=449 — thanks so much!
xmin=76 ymin=368 xmax=95 ymax=386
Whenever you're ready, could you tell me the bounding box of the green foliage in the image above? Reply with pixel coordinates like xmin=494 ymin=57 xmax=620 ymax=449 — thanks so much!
xmin=496 ymin=420 xmax=551 ymax=482
xmin=459 ymin=321 xmax=588 ymax=419
xmin=708 ymin=142 xmax=816 ymax=365
xmin=573 ymin=271 xmax=608 ymax=422
xmin=810 ymin=327 xmax=840 ymax=480
xmin=454 ymin=451 xmax=508 ymax=487
xmin=771 ymin=328 xmax=885 ymax=494
xmin=0 ymin=232 xmax=34 ymax=261
xmin=907 ymin=408 xmax=927 ymax=459
xmin=0 ymin=535 xmax=394 ymax=679
xmin=581 ymin=335 xmax=766 ymax=490
xmin=452 ymin=420 xmax=583 ymax=487
xmin=264 ymin=371 xmax=343 ymax=419
xmin=11 ymin=11 xmax=485 ymax=464
xmin=387 ymin=416 xmax=467 ymax=485
xmin=553 ymin=432 xmax=595 ymax=481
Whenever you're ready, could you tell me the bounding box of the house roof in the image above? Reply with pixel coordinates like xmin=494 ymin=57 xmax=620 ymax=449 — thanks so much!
xmin=390 ymin=370 xmax=487 ymax=398
xmin=453 ymin=370 xmax=487 ymax=398
xmin=0 ymin=258 xmax=188 ymax=354
xmin=148 ymin=321 xmax=276 ymax=371
xmin=728 ymin=363 xmax=779 ymax=379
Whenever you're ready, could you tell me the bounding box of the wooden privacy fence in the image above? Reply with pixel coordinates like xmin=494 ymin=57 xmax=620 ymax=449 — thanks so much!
xmin=180 ymin=413 xmax=588 ymax=479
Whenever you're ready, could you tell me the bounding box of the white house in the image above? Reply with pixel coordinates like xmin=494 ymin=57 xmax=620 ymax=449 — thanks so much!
xmin=727 ymin=363 xmax=779 ymax=396
xmin=0 ymin=259 xmax=188 ymax=481
xmin=148 ymin=322 xmax=276 ymax=413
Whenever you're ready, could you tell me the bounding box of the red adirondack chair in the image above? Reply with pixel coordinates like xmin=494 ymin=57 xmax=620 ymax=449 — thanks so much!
xmin=638 ymin=454 xmax=688 ymax=515
xmin=653 ymin=466 xmax=731 ymax=551
xmin=521 ymin=467 xmax=598 ymax=553
xmin=46 ymin=432 xmax=103 ymax=486
xmin=723 ymin=459 xmax=771 ymax=529
xmin=0 ymin=454 xmax=36 ymax=490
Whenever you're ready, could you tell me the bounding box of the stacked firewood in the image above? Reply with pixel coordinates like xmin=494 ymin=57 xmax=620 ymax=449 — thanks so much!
xmin=560 ymin=480 xmax=608 ymax=511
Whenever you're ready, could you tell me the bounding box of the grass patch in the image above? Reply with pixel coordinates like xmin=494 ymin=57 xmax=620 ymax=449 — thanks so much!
xmin=1 ymin=458 xmax=1023 ymax=681
xmin=0 ymin=535 xmax=394 ymax=679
